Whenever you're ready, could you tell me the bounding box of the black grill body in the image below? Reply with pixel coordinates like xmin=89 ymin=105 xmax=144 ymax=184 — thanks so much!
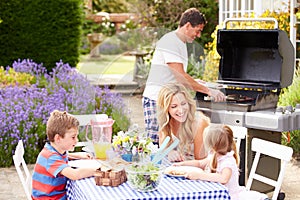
xmin=196 ymin=28 xmax=295 ymax=112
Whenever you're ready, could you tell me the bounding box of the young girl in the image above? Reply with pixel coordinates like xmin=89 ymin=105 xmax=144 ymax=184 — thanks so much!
xmin=173 ymin=123 xmax=269 ymax=200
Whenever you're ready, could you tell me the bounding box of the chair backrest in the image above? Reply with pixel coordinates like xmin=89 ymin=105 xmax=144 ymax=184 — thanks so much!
xmin=72 ymin=114 xmax=109 ymax=147
xmin=13 ymin=140 xmax=32 ymax=200
xmin=229 ymin=126 xmax=247 ymax=153
xmin=245 ymin=138 xmax=293 ymax=200
xmin=73 ymin=114 xmax=108 ymax=126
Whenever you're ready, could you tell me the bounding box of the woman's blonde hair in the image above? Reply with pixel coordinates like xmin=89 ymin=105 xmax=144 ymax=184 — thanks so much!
xmin=157 ymin=83 xmax=196 ymax=154
xmin=203 ymin=124 xmax=240 ymax=172
xmin=46 ymin=110 xmax=79 ymax=142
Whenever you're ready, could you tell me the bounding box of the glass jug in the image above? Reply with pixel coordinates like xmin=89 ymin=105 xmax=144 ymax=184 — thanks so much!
xmin=86 ymin=118 xmax=114 ymax=160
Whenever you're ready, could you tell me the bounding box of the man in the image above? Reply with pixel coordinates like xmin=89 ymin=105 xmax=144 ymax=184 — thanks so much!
xmin=143 ymin=8 xmax=226 ymax=144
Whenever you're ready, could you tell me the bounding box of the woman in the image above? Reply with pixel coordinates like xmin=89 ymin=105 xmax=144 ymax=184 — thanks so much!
xmin=157 ymin=83 xmax=210 ymax=161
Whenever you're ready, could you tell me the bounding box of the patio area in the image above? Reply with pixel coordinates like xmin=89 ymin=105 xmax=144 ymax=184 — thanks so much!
xmin=1 ymin=93 xmax=300 ymax=199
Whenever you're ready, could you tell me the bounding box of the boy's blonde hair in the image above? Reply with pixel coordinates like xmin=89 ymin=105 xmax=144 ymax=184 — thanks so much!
xmin=203 ymin=123 xmax=239 ymax=173
xmin=46 ymin=110 xmax=79 ymax=142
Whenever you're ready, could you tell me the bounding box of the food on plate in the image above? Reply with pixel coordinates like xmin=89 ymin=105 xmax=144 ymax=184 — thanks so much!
xmin=93 ymin=142 xmax=111 ymax=160
xmin=164 ymin=166 xmax=203 ymax=177
xmin=164 ymin=167 xmax=186 ymax=176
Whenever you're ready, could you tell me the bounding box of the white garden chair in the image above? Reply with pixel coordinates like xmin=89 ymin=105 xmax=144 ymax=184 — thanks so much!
xmin=229 ymin=125 xmax=247 ymax=153
xmin=246 ymin=138 xmax=293 ymax=200
xmin=13 ymin=140 xmax=32 ymax=200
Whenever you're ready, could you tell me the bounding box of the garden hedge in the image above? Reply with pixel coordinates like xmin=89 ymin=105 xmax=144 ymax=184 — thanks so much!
xmin=0 ymin=0 xmax=83 ymax=72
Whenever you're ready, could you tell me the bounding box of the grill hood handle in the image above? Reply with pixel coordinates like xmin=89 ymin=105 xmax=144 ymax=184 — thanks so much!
xmin=223 ymin=18 xmax=278 ymax=29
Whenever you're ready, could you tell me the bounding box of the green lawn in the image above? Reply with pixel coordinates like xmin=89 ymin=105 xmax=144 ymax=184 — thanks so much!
xmin=77 ymin=54 xmax=135 ymax=74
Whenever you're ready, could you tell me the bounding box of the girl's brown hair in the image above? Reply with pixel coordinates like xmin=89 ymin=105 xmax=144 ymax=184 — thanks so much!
xmin=203 ymin=124 xmax=239 ymax=173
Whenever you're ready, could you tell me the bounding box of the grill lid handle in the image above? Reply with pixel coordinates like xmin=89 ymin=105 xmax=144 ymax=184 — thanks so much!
xmin=223 ymin=18 xmax=278 ymax=29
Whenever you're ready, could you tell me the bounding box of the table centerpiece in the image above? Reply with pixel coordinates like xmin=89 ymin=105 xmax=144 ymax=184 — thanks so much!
xmin=112 ymin=124 xmax=158 ymax=162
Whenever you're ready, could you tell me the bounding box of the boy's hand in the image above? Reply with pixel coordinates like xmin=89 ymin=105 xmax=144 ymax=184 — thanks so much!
xmin=69 ymin=152 xmax=93 ymax=160
xmin=78 ymin=152 xmax=93 ymax=159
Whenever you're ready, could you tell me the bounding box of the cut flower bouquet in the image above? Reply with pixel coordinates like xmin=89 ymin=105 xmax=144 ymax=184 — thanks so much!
xmin=112 ymin=124 xmax=158 ymax=160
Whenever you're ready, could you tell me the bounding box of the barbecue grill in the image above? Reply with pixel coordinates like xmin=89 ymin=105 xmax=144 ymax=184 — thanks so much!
xmin=196 ymin=18 xmax=294 ymax=112
xmin=195 ymin=18 xmax=298 ymax=193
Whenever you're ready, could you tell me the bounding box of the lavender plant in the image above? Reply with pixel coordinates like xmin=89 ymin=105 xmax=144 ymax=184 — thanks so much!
xmin=0 ymin=59 xmax=130 ymax=167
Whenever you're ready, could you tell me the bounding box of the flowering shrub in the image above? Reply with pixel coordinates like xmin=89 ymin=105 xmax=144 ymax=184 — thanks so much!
xmin=0 ymin=67 xmax=35 ymax=86
xmin=112 ymin=125 xmax=157 ymax=156
xmin=0 ymin=59 xmax=130 ymax=167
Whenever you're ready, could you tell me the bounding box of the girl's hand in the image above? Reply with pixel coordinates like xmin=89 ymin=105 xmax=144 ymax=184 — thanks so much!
xmin=168 ymin=150 xmax=184 ymax=162
xmin=172 ymin=161 xmax=185 ymax=166
xmin=185 ymin=168 xmax=204 ymax=180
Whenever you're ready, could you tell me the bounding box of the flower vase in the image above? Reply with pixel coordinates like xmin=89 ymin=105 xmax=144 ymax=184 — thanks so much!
xmin=121 ymin=153 xmax=141 ymax=162
xmin=132 ymin=154 xmax=140 ymax=162
xmin=121 ymin=153 xmax=133 ymax=162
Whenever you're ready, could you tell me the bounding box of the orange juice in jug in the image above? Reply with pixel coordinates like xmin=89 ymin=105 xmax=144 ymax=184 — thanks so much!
xmin=93 ymin=142 xmax=111 ymax=160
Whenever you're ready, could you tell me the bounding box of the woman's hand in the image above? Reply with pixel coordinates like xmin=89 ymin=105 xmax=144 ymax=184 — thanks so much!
xmin=168 ymin=150 xmax=184 ymax=162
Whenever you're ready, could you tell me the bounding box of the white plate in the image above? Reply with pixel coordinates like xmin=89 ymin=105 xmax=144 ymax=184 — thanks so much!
xmin=165 ymin=173 xmax=186 ymax=178
xmin=164 ymin=166 xmax=202 ymax=178
xmin=68 ymin=159 xmax=101 ymax=169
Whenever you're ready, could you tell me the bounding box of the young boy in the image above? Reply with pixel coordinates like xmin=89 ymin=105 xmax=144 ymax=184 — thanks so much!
xmin=32 ymin=110 xmax=99 ymax=200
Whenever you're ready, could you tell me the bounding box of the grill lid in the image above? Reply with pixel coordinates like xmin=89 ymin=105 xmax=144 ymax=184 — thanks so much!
xmin=217 ymin=20 xmax=294 ymax=88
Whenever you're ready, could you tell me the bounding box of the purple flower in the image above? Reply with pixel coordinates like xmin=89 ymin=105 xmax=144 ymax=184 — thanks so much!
xmin=0 ymin=59 xmax=130 ymax=167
